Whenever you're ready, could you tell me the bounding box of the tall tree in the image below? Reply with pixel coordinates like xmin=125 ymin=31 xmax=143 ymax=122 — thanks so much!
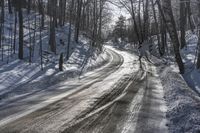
xmin=160 ymin=14 xmax=167 ymax=56
xmin=0 ymin=0 xmax=5 ymax=49
xmin=180 ymin=0 xmax=187 ymax=49
xmin=157 ymin=0 xmax=185 ymax=74
xmin=67 ymin=0 xmax=74 ymax=60
xmin=151 ymin=0 xmax=162 ymax=55
xmin=196 ymin=1 xmax=200 ymax=69
xmin=8 ymin=0 xmax=12 ymax=14
xmin=113 ymin=15 xmax=126 ymax=42
xmin=186 ymin=0 xmax=194 ymax=32
xmin=14 ymin=0 xmax=24 ymax=59
xmin=38 ymin=0 xmax=45 ymax=28
xmin=48 ymin=0 xmax=57 ymax=53
xmin=143 ymin=0 xmax=150 ymax=40
xmin=74 ymin=0 xmax=83 ymax=43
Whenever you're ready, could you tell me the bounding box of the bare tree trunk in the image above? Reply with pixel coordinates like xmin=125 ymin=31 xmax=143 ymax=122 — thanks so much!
xmin=196 ymin=2 xmax=200 ymax=69
xmin=98 ymin=0 xmax=103 ymax=42
xmin=92 ymin=0 xmax=97 ymax=47
xmin=39 ymin=14 xmax=43 ymax=70
xmin=143 ymin=0 xmax=149 ymax=40
xmin=27 ymin=0 xmax=31 ymax=14
xmin=151 ymin=0 xmax=162 ymax=55
xmin=138 ymin=0 xmax=143 ymax=42
xmin=180 ymin=0 xmax=187 ymax=49
xmin=18 ymin=1 xmax=24 ymax=59
xmin=48 ymin=0 xmax=57 ymax=53
xmin=59 ymin=53 xmax=64 ymax=71
xmin=186 ymin=0 xmax=195 ymax=32
xmin=38 ymin=0 xmax=45 ymax=28
xmin=129 ymin=0 xmax=142 ymax=45
xmin=67 ymin=0 xmax=74 ymax=60
xmin=196 ymin=29 xmax=200 ymax=69
xmin=13 ymin=9 xmax=17 ymax=54
xmin=8 ymin=0 xmax=12 ymax=14
xmin=160 ymin=15 xmax=166 ymax=56
xmin=0 ymin=0 xmax=5 ymax=49
xmin=74 ymin=0 xmax=83 ymax=43
xmin=28 ymin=15 xmax=32 ymax=63
xmin=157 ymin=0 xmax=185 ymax=74
xmin=58 ymin=0 xmax=67 ymax=26
xmin=59 ymin=0 xmax=63 ymax=26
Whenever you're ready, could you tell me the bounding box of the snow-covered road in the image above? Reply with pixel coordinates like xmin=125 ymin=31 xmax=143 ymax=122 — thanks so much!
xmin=63 ymin=57 xmax=168 ymax=133
xmin=0 ymin=46 xmax=168 ymax=133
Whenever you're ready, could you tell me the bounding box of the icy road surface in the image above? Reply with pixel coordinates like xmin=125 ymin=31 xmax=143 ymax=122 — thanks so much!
xmin=0 ymin=46 xmax=168 ymax=133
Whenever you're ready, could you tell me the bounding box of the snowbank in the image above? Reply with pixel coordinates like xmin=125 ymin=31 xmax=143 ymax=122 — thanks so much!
xmin=148 ymin=31 xmax=200 ymax=133
xmin=0 ymin=43 xmax=110 ymax=103
xmin=0 ymin=8 xmax=110 ymax=102
xmin=159 ymin=65 xmax=200 ymax=133
xmin=181 ymin=32 xmax=200 ymax=94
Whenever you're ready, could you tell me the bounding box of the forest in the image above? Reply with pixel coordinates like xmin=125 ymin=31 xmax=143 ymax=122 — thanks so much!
xmin=0 ymin=0 xmax=200 ymax=133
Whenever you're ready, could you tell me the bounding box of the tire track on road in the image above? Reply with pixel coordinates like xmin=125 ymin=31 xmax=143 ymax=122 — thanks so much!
xmin=62 ymin=59 xmax=168 ymax=133
xmin=0 ymin=47 xmax=128 ymax=133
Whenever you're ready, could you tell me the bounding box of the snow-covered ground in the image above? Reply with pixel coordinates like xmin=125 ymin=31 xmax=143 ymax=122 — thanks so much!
xmin=150 ymin=31 xmax=200 ymax=133
xmin=0 ymin=9 xmax=110 ymax=104
xmin=181 ymin=32 xmax=200 ymax=94
xmin=114 ymin=38 xmax=200 ymax=133
xmin=0 ymin=43 xmax=109 ymax=101
xmin=0 ymin=45 xmax=137 ymax=131
xmin=1 ymin=5 xmax=200 ymax=133
xmin=158 ymin=64 xmax=200 ymax=133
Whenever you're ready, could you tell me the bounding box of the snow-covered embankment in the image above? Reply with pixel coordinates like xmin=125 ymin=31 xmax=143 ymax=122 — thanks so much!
xmin=159 ymin=66 xmax=200 ymax=133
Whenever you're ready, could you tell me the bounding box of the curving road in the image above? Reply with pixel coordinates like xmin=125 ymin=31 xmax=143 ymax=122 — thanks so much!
xmin=0 ymin=46 xmax=168 ymax=133
xmin=63 ymin=61 xmax=168 ymax=133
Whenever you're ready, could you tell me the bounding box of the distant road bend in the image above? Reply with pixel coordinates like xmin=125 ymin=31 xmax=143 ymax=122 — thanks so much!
xmin=0 ymin=45 xmax=168 ymax=133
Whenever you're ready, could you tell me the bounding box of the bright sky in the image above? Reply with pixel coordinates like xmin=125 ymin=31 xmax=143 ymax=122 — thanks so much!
xmin=108 ymin=1 xmax=131 ymax=25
